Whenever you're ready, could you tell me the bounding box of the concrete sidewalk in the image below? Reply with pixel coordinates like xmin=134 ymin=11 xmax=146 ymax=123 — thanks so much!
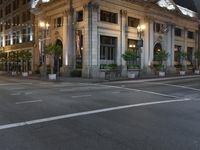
xmin=1 ymin=73 xmax=200 ymax=83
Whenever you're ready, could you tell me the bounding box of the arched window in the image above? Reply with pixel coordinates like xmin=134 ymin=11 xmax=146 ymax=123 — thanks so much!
xmin=153 ymin=43 xmax=162 ymax=61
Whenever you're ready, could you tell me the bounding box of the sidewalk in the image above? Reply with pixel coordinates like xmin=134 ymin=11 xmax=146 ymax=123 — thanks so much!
xmin=2 ymin=73 xmax=200 ymax=84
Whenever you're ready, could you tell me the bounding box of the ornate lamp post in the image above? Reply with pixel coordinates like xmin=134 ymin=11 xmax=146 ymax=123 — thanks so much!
xmin=39 ymin=21 xmax=49 ymax=78
xmin=136 ymin=24 xmax=145 ymax=73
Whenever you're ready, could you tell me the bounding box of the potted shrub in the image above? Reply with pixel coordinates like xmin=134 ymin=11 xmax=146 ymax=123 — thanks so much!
xmin=154 ymin=50 xmax=168 ymax=77
xmin=0 ymin=51 xmax=7 ymax=74
xmin=19 ymin=50 xmax=32 ymax=77
xmin=122 ymin=49 xmax=139 ymax=78
xmin=177 ymin=51 xmax=187 ymax=75
xmin=45 ymin=43 xmax=62 ymax=80
xmin=194 ymin=51 xmax=200 ymax=74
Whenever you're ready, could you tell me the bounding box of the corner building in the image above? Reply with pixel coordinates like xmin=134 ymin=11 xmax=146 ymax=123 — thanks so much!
xmin=32 ymin=0 xmax=199 ymax=78
xmin=0 ymin=0 xmax=34 ymax=71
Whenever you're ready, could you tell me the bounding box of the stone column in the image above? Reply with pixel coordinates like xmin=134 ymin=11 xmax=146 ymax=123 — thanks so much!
xmin=82 ymin=2 xmax=98 ymax=78
xmin=166 ymin=24 xmax=176 ymax=73
xmin=184 ymin=28 xmax=188 ymax=52
xmin=62 ymin=11 xmax=68 ymax=66
xmin=120 ymin=9 xmax=127 ymax=77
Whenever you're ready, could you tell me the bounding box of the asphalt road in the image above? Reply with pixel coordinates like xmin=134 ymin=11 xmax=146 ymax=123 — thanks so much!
xmin=0 ymin=76 xmax=200 ymax=150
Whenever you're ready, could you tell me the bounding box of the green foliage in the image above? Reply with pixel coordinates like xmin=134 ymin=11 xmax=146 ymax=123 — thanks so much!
xmin=122 ymin=49 xmax=137 ymax=62
xmin=177 ymin=51 xmax=187 ymax=60
xmin=70 ymin=70 xmax=82 ymax=77
xmin=18 ymin=50 xmax=32 ymax=61
xmin=154 ymin=50 xmax=168 ymax=62
xmin=127 ymin=64 xmax=140 ymax=69
xmin=45 ymin=43 xmax=62 ymax=57
xmin=154 ymin=50 xmax=168 ymax=71
xmin=100 ymin=64 xmax=117 ymax=70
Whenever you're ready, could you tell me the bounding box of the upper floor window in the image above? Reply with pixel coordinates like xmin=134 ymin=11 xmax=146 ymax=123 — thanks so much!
xmin=154 ymin=22 xmax=166 ymax=34
xmin=5 ymin=4 xmax=11 ymax=15
xmin=76 ymin=10 xmax=83 ymax=22
xmin=128 ymin=17 xmax=139 ymax=28
xmin=54 ymin=17 xmax=63 ymax=28
xmin=175 ymin=28 xmax=182 ymax=37
xmin=187 ymin=31 xmax=194 ymax=39
xmin=100 ymin=10 xmax=118 ymax=24
xmin=0 ymin=9 xmax=3 ymax=18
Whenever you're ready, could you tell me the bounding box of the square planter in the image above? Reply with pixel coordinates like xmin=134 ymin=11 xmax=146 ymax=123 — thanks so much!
xmin=48 ymin=74 xmax=56 ymax=80
xmin=180 ymin=71 xmax=186 ymax=76
xmin=12 ymin=71 xmax=17 ymax=76
xmin=194 ymin=70 xmax=200 ymax=75
xmin=22 ymin=72 xmax=28 ymax=77
xmin=159 ymin=71 xmax=165 ymax=77
xmin=127 ymin=69 xmax=139 ymax=78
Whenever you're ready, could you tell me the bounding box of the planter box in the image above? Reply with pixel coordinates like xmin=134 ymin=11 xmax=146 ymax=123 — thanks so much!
xmin=180 ymin=71 xmax=186 ymax=76
xmin=194 ymin=70 xmax=200 ymax=75
xmin=159 ymin=71 xmax=165 ymax=77
xmin=22 ymin=72 xmax=28 ymax=77
xmin=28 ymin=71 xmax=32 ymax=75
xmin=48 ymin=74 xmax=56 ymax=80
xmin=127 ymin=70 xmax=139 ymax=78
xmin=11 ymin=71 xmax=17 ymax=76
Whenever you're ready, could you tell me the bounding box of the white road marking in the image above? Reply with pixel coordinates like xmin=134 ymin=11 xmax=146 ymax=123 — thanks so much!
xmin=72 ymin=95 xmax=92 ymax=98
xmin=0 ymin=98 xmax=195 ymax=130
xmin=60 ymin=89 xmax=76 ymax=92
xmin=0 ymin=83 xmax=32 ymax=86
xmin=24 ymin=92 xmax=33 ymax=95
xmin=148 ymin=82 xmax=200 ymax=92
xmin=112 ymin=91 xmax=121 ymax=94
xmin=8 ymin=87 xmax=25 ymax=90
xmin=97 ymin=84 xmax=179 ymax=99
xmin=11 ymin=93 xmax=21 ymax=96
xmin=15 ymin=100 xmax=43 ymax=105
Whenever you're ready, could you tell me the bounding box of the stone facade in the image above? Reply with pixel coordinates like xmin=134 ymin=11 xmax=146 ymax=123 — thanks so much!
xmin=33 ymin=0 xmax=199 ymax=78
xmin=0 ymin=0 xmax=34 ymax=71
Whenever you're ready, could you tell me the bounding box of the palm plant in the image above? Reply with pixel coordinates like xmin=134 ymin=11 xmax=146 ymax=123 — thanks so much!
xmin=45 ymin=43 xmax=62 ymax=75
xmin=177 ymin=51 xmax=187 ymax=71
xmin=122 ymin=48 xmax=139 ymax=69
xmin=154 ymin=50 xmax=168 ymax=71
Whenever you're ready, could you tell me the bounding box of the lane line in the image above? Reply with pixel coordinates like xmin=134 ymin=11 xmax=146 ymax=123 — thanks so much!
xmin=147 ymin=82 xmax=200 ymax=92
xmin=11 ymin=93 xmax=21 ymax=96
xmin=99 ymin=84 xmax=179 ymax=98
xmin=0 ymin=98 xmax=194 ymax=130
xmin=0 ymin=83 xmax=32 ymax=86
xmin=15 ymin=100 xmax=43 ymax=105
xmin=25 ymin=92 xmax=33 ymax=95
xmin=8 ymin=87 xmax=25 ymax=90
xmin=112 ymin=91 xmax=121 ymax=94
xmin=71 ymin=95 xmax=92 ymax=98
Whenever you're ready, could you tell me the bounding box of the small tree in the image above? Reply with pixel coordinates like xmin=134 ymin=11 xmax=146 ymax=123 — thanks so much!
xmin=177 ymin=51 xmax=187 ymax=71
xmin=122 ymin=48 xmax=139 ymax=69
xmin=19 ymin=50 xmax=32 ymax=73
xmin=45 ymin=43 xmax=62 ymax=75
xmin=154 ymin=50 xmax=168 ymax=71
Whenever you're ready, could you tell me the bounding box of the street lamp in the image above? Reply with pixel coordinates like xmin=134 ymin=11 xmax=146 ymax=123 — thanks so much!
xmin=39 ymin=21 xmax=49 ymax=78
xmin=136 ymin=24 xmax=145 ymax=72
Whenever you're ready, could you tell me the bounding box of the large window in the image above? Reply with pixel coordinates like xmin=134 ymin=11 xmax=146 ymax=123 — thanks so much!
xmin=76 ymin=10 xmax=83 ymax=22
xmin=128 ymin=17 xmax=139 ymax=28
xmin=188 ymin=31 xmax=194 ymax=39
xmin=100 ymin=36 xmax=116 ymax=63
xmin=54 ymin=17 xmax=63 ymax=28
xmin=100 ymin=10 xmax=118 ymax=24
xmin=175 ymin=28 xmax=182 ymax=37
xmin=174 ymin=45 xmax=182 ymax=64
